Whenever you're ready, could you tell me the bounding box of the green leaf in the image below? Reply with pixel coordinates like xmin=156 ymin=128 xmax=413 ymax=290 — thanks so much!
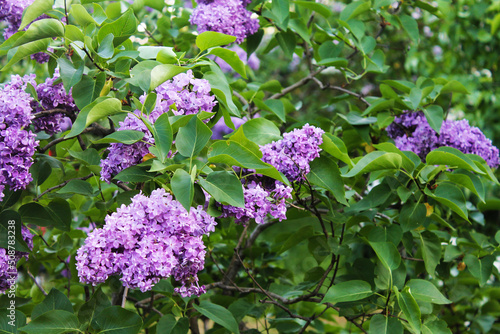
xmin=0 ymin=309 xmax=26 ymax=333
xmin=18 ymin=202 xmax=54 ymax=228
xmin=340 ymin=1 xmax=371 ymax=21
xmin=209 ymin=47 xmax=247 ymax=79
xmin=320 ymin=133 xmax=352 ymax=167
xmin=204 ymin=64 xmax=240 ymax=116
xmin=373 ymin=142 xmax=415 ymax=173
xmin=308 ymin=156 xmax=347 ymax=205
xmin=399 ymin=202 xmax=426 ymax=232
xmin=322 ymin=280 xmax=373 ymax=304
xmin=440 ymin=80 xmax=469 ymax=95
xmin=241 ymin=118 xmax=282 ymax=145
xmin=422 ymin=105 xmax=443 ymax=134
xmin=18 ymin=310 xmax=80 ymax=334
xmin=69 ymin=4 xmax=97 ymax=27
xmin=32 ymin=289 xmax=74 ymax=320
xmin=114 ymin=166 xmax=154 ymax=182
xmin=316 ymin=57 xmax=348 ymax=67
xmin=422 ymin=318 xmax=452 ymax=334
xmin=271 ymin=0 xmax=290 ymax=30
xmin=370 ymin=242 xmax=401 ymax=271
xmin=343 ymin=151 xmax=402 ymax=177
xmin=65 ymin=25 xmax=84 ymax=43
xmin=277 ymin=226 xmax=313 ymax=254
xmin=275 ymin=30 xmax=296 ymax=59
xmin=93 ymin=130 xmax=145 ymax=145
xmin=91 ymin=306 xmax=143 ymax=334
xmin=19 ymin=0 xmax=53 ymax=30
xmin=78 ymin=287 xmax=111 ymax=326
xmin=150 ymin=64 xmax=186 ymax=90
xmin=58 ymin=180 xmax=94 ymax=196
xmin=72 ymin=73 xmax=106 ymax=110
xmin=57 ymin=58 xmax=84 ymax=94
xmin=425 ymin=183 xmax=469 ymax=222
xmin=2 ymin=39 xmax=50 ymax=70
xmin=176 ymin=116 xmax=212 ymax=158
xmin=97 ymin=33 xmax=114 ymax=59
xmin=395 ymin=287 xmax=421 ymax=334
xmin=156 ymin=315 xmax=189 ymax=334
xmin=425 ymin=147 xmax=484 ymax=174
xmin=11 ymin=19 xmax=64 ymax=48
xmin=399 ymin=14 xmax=419 ymax=42
xmin=198 ymin=171 xmax=244 ymax=208
xmin=0 ymin=210 xmax=30 ymax=252
xmin=68 ymin=149 xmax=101 ymax=166
xmin=294 ymin=0 xmax=332 ymax=18
xmin=194 ymin=301 xmax=240 ymax=334
xmin=97 ymin=9 xmax=138 ymax=46
xmin=446 ymin=171 xmax=485 ymax=203
xmin=66 ymin=98 xmax=122 ymax=138
xmin=171 ymin=169 xmax=194 ymax=212
xmin=406 ymin=280 xmax=451 ymax=304
xmin=151 ymin=113 xmax=173 ymax=163
xmin=264 ymin=99 xmax=286 ymax=122
xmin=45 ymin=199 xmax=72 ymax=232
xmin=196 ymin=32 xmax=236 ymax=51
xmin=464 ymin=254 xmax=495 ymax=287
xmin=369 ymin=314 xmax=403 ymax=334
xmin=409 ymin=87 xmax=422 ymax=110
xmin=419 ymin=231 xmax=441 ymax=276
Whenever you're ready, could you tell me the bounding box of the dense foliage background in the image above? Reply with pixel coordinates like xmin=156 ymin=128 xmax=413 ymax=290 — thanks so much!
xmin=1 ymin=0 xmax=500 ymax=333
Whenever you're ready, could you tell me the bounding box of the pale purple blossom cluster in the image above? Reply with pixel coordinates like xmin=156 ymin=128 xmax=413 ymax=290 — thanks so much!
xmin=386 ymin=111 xmax=500 ymax=168
xmin=33 ymin=69 xmax=79 ymax=134
xmin=76 ymin=189 xmax=216 ymax=297
xmin=260 ymin=124 xmax=325 ymax=182
xmin=0 ymin=74 xmax=38 ymax=201
xmin=190 ymin=0 xmax=259 ymax=44
xmin=0 ymin=225 xmax=33 ymax=293
xmin=100 ymin=70 xmax=215 ymax=182
xmin=0 ymin=0 xmax=33 ymax=39
xmin=220 ymin=179 xmax=292 ymax=224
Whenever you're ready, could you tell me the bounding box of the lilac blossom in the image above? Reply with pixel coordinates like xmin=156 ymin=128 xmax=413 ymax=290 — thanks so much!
xmin=260 ymin=124 xmax=325 ymax=182
xmin=211 ymin=116 xmax=247 ymax=139
xmin=0 ymin=225 xmax=33 ymax=293
xmin=220 ymin=179 xmax=292 ymax=224
xmin=190 ymin=0 xmax=259 ymax=44
xmin=76 ymin=188 xmax=216 ymax=297
xmin=386 ymin=111 xmax=500 ymax=168
xmin=0 ymin=74 xmax=39 ymax=201
xmin=100 ymin=71 xmax=215 ymax=183
xmin=33 ymin=69 xmax=79 ymax=135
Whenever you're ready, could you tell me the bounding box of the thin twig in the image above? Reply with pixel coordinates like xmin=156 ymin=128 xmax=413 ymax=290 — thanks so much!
xmin=121 ymin=287 xmax=129 ymax=308
xmin=269 ymin=67 xmax=326 ymax=100
xmin=27 ymin=270 xmax=48 ymax=296
xmin=34 ymin=174 xmax=93 ymax=201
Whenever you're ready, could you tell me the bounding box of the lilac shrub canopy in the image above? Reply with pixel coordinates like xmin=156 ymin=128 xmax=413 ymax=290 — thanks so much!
xmin=76 ymin=188 xmax=217 ymax=297
xmin=386 ymin=111 xmax=500 ymax=168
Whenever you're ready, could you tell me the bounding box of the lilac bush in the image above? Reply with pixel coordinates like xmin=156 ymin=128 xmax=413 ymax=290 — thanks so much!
xmin=76 ymin=188 xmax=216 ymax=296
xmin=387 ymin=111 xmax=500 ymax=168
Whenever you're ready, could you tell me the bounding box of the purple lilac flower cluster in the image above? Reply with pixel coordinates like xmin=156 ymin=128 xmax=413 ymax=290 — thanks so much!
xmin=76 ymin=188 xmax=216 ymax=297
xmin=100 ymin=71 xmax=215 ymax=182
xmin=220 ymin=179 xmax=292 ymax=224
xmin=33 ymin=69 xmax=79 ymax=135
xmin=260 ymin=124 xmax=325 ymax=182
xmin=190 ymin=0 xmax=259 ymax=44
xmin=0 ymin=225 xmax=33 ymax=293
xmin=386 ymin=111 xmax=500 ymax=168
xmin=0 ymin=74 xmax=39 ymax=201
